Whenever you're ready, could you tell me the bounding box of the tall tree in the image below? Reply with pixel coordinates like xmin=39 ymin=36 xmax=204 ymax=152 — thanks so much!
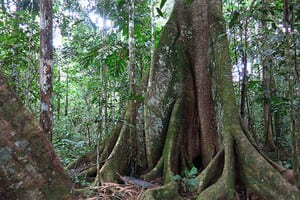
xmin=3 ymin=0 xmax=300 ymax=199
xmin=261 ymin=0 xmax=276 ymax=151
xmin=128 ymin=0 xmax=137 ymax=175
xmin=39 ymin=0 xmax=53 ymax=141
xmin=88 ymin=1 xmax=300 ymax=199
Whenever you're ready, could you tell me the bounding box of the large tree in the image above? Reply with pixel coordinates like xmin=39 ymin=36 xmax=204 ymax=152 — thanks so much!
xmin=0 ymin=74 xmax=72 ymax=199
xmin=2 ymin=0 xmax=300 ymax=199
xmin=86 ymin=0 xmax=300 ymax=199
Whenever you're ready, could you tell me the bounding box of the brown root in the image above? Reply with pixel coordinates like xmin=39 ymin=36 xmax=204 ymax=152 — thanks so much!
xmin=196 ymin=149 xmax=224 ymax=193
xmin=197 ymin=176 xmax=237 ymax=200
xmin=79 ymin=165 xmax=97 ymax=177
xmin=198 ymin=135 xmax=236 ymax=200
xmin=141 ymin=157 xmax=163 ymax=181
xmin=66 ymin=149 xmax=97 ymax=171
xmin=234 ymin=131 xmax=300 ymax=200
xmin=66 ymin=123 xmax=121 ymax=174
xmin=96 ymin=123 xmax=130 ymax=183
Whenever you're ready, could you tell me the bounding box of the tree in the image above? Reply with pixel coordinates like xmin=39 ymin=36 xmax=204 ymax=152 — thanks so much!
xmin=128 ymin=0 xmax=138 ymax=175
xmin=0 ymin=73 xmax=72 ymax=199
xmin=40 ymin=0 xmax=53 ymax=140
xmin=261 ymin=0 xmax=276 ymax=152
xmin=3 ymin=0 xmax=300 ymax=199
xmin=68 ymin=0 xmax=300 ymax=199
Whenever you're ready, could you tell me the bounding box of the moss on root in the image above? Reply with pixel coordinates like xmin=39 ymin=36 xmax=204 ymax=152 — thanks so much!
xmin=96 ymin=124 xmax=130 ymax=183
xmin=162 ymin=99 xmax=183 ymax=184
xmin=142 ymin=157 xmax=163 ymax=181
xmin=139 ymin=182 xmax=183 ymax=200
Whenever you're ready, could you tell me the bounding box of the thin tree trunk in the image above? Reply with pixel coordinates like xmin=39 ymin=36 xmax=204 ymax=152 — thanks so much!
xmin=145 ymin=0 xmax=156 ymax=170
xmin=40 ymin=0 xmax=53 ymax=141
xmin=64 ymin=65 xmax=69 ymax=116
xmin=240 ymin=21 xmax=248 ymax=119
xmin=128 ymin=0 xmax=137 ymax=175
xmin=261 ymin=0 xmax=275 ymax=151
xmin=57 ymin=51 xmax=61 ymax=120
xmin=95 ymin=63 xmax=103 ymax=186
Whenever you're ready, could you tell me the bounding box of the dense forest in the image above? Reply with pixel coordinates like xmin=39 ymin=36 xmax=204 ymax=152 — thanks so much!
xmin=0 ymin=0 xmax=300 ymax=199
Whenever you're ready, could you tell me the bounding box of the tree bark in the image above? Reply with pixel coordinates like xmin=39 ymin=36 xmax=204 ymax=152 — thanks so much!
xmin=128 ymin=0 xmax=138 ymax=175
xmin=69 ymin=1 xmax=300 ymax=199
xmin=0 ymin=74 xmax=72 ymax=200
xmin=261 ymin=0 xmax=276 ymax=152
xmin=40 ymin=0 xmax=53 ymax=141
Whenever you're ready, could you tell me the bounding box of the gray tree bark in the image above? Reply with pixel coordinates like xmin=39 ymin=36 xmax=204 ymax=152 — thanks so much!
xmin=0 ymin=74 xmax=72 ymax=200
xmin=40 ymin=0 xmax=53 ymax=141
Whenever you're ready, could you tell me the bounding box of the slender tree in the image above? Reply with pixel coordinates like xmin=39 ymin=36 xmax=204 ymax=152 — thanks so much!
xmin=39 ymin=0 xmax=53 ymax=141
xmin=128 ymin=0 xmax=137 ymax=175
xmin=261 ymin=0 xmax=276 ymax=151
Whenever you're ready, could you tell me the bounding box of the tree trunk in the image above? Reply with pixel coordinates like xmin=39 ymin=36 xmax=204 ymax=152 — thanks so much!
xmin=240 ymin=21 xmax=248 ymax=120
xmin=40 ymin=0 xmax=53 ymax=141
xmin=57 ymin=52 xmax=61 ymax=120
xmin=64 ymin=65 xmax=69 ymax=116
xmin=0 ymin=74 xmax=72 ymax=199
xmin=66 ymin=0 xmax=300 ymax=199
xmin=261 ymin=0 xmax=276 ymax=152
xmin=128 ymin=0 xmax=138 ymax=175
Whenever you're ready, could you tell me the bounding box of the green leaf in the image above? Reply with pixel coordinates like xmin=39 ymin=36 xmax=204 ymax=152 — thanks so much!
xmin=184 ymin=169 xmax=189 ymax=177
xmin=189 ymin=167 xmax=197 ymax=176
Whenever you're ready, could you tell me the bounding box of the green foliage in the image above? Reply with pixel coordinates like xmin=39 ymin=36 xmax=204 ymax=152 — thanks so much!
xmin=0 ymin=9 xmax=40 ymax=112
xmin=2 ymin=0 xmax=300 ymax=182
xmin=52 ymin=116 xmax=95 ymax=166
xmin=172 ymin=167 xmax=199 ymax=192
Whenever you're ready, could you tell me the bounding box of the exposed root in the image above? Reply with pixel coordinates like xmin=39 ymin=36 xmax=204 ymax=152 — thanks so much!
xmin=67 ymin=123 xmax=121 ymax=174
xmin=162 ymin=99 xmax=183 ymax=184
xmin=234 ymin=131 xmax=300 ymax=200
xmin=138 ymin=181 xmax=183 ymax=200
xmin=141 ymin=157 xmax=163 ymax=181
xmin=196 ymin=149 xmax=224 ymax=193
xmin=96 ymin=123 xmax=130 ymax=184
xmin=99 ymin=123 xmax=123 ymax=162
xmin=79 ymin=165 xmax=97 ymax=177
xmin=197 ymin=176 xmax=236 ymax=200
xmin=198 ymin=135 xmax=236 ymax=200
xmin=67 ymin=149 xmax=97 ymax=171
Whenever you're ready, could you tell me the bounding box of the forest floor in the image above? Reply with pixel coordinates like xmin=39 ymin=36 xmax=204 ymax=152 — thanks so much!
xmin=73 ymin=181 xmax=265 ymax=200
xmin=72 ymin=177 xmax=198 ymax=200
